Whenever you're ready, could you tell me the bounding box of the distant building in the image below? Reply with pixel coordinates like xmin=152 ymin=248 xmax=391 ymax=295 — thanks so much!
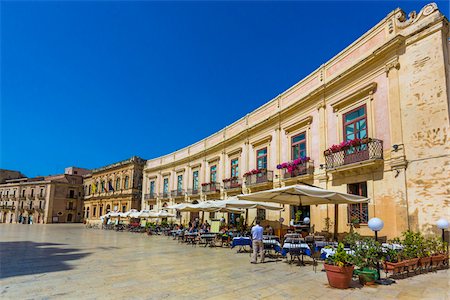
xmin=0 ymin=169 xmax=26 ymax=183
xmin=83 ymin=156 xmax=145 ymax=223
xmin=0 ymin=167 xmax=90 ymax=224
xmin=65 ymin=167 xmax=92 ymax=176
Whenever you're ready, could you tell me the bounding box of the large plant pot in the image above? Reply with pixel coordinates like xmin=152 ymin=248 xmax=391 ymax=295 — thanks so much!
xmin=431 ymin=254 xmax=446 ymax=268
xmin=384 ymin=261 xmax=405 ymax=275
xmin=324 ymin=264 xmax=354 ymax=289
xmin=419 ymin=257 xmax=431 ymax=270
xmin=355 ymin=268 xmax=378 ymax=285
xmin=404 ymin=258 xmax=420 ymax=272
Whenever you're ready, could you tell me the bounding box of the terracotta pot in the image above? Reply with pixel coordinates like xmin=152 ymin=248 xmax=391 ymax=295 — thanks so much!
xmin=324 ymin=264 xmax=354 ymax=289
xmin=431 ymin=254 xmax=447 ymax=267
xmin=419 ymin=257 xmax=431 ymax=268
xmin=384 ymin=261 xmax=405 ymax=274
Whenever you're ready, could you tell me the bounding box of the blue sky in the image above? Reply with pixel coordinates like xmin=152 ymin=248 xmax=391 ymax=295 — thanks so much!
xmin=1 ymin=1 xmax=447 ymax=177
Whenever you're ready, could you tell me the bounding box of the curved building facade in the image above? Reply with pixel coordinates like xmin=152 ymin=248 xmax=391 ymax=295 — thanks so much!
xmin=142 ymin=3 xmax=449 ymax=238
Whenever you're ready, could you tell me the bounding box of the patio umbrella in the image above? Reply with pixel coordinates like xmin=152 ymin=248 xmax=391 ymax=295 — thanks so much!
xmin=212 ymin=197 xmax=283 ymax=211
xmin=238 ymin=184 xmax=370 ymax=239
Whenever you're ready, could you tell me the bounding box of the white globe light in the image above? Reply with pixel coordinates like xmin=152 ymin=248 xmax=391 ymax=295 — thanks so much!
xmin=368 ymin=217 xmax=384 ymax=232
xmin=437 ymin=218 xmax=449 ymax=230
xmin=303 ymin=217 xmax=310 ymax=224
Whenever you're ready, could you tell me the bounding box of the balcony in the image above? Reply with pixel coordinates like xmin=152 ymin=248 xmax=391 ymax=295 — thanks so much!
xmin=201 ymin=182 xmax=220 ymax=194
xmin=282 ymin=161 xmax=315 ymax=179
xmin=223 ymin=178 xmax=242 ymax=190
xmin=144 ymin=192 xmax=157 ymax=200
xmin=244 ymin=170 xmax=273 ymax=187
xmin=186 ymin=188 xmax=200 ymax=197
xmin=67 ymin=194 xmax=78 ymax=199
xmin=324 ymin=138 xmax=383 ymax=170
xmin=66 ymin=206 xmax=77 ymax=211
xmin=1 ymin=204 xmax=15 ymax=210
xmin=171 ymin=190 xmax=185 ymax=198
xmin=161 ymin=192 xmax=170 ymax=199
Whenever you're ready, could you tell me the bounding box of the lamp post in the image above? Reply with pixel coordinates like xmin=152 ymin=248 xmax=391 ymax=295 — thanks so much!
xmin=436 ymin=218 xmax=449 ymax=242
xmin=368 ymin=217 xmax=384 ymax=281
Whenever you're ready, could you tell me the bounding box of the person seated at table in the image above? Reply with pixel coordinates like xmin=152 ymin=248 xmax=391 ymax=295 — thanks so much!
xmin=265 ymin=225 xmax=274 ymax=236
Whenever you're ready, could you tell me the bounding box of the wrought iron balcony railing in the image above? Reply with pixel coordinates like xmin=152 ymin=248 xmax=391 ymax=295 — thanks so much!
xmin=171 ymin=190 xmax=185 ymax=197
xmin=186 ymin=188 xmax=200 ymax=196
xmin=282 ymin=161 xmax=315 ymax=179
xmin=161 ymin=192 xmax=170 ymax=199
xmin=201 ymin=182 xmax=220 ymax=194
xmin=324 ymin=138 xmax=383 ymax=169
xmin=244 ymin=170 xmax=273 ymax=186
xmin=223 ymin=178 xmax=242 ymax=190
xmin=144 ymin=193 xmax=157 ymax=200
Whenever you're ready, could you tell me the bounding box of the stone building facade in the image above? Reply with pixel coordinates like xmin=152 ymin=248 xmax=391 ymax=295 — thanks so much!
xmin=0 ymin=168 xmax=88 ymax=224
xmin=141 ymin=3 xmax=449 ymax=239
xmin=83 ymin=156 xmax=145 ymax=223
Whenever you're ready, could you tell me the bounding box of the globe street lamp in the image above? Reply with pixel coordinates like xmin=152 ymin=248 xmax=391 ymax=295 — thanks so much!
xmin=368 ymin=217 xmax=384 ymax=280
xmin=436 ymin=218 xmax=449 ymax=242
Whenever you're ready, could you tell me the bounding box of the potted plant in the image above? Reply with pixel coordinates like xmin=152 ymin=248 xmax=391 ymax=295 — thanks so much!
xmin=383 ymin=247 xmax=406 ymax=277
xmin=429 ymin=237 xmax=448 ymax=269
xmin=295 ymin=210 xmax=302 ymax=223
xmin=418 ymin=236 xmax=432 ymax=272
xmin=324 ymin=242 xmax=355 ymax=289
xmin=401 ymin=231 xmax=421 ymax=274
xmin=351 ymin=237 xmax=381 ymax=285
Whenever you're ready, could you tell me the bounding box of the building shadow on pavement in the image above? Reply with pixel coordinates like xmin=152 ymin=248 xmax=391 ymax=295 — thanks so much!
xmin=0 ymin=241 xmax=91 ymax=279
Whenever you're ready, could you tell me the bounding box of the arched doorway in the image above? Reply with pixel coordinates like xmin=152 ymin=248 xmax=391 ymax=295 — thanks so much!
xmin=67 ymin=213 xmax=73 ymax=222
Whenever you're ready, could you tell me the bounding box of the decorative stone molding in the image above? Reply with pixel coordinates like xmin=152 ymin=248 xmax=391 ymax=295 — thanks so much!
xmin=227 ymin=147 xmax=242 ymax=157
xmin=250 ymin=135 xmax=272 ymax=148
xmin=331 ymin=82 xmax=377 ymax=113
xmin=283 ymin=116 xmax=313 ymax=134
xmin=316 ymin=101 xmax=326 ymax=111
xmin=175 ymin=168 xmax=185 ymax=173
xmin=161 ymin=172 xmax=171 ymax=176
xmin=395 ymin=3 xmax=438 ymax=29
xmin=190 ymin=163 xmax=201 ymax=169
xmin=385 ymin=57 xmax=401 ymax=77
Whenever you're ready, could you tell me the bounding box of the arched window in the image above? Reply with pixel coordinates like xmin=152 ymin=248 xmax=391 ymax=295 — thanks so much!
xmin=124 ymin=176 xmax=129 ymax=189
xmin=108 ymin=179 xmax=113 ymax=192
xmin=86 ymin=207 xmax=90 ymax=218
xmin=115 ymin=178 xmax=121 ymax=190
xmin=106 ymin=204 xmax=111 ymax=212
xmin=101 ymin=181 xmax=105 ymax=193
xmin=88 ymin=185 xmax=92 ymax=195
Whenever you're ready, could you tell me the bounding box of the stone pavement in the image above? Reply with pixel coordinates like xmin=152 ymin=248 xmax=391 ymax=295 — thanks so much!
xmin=0 ymin=224 xmax=448 ymax=299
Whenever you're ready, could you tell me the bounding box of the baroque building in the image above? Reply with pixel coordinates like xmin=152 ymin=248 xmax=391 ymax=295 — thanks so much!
xmin=82 ymin=156 xmax=145 ymax=223
xmin=0 ymin=167 xmax=89 ymax=224
xmin=142 ymin=3 xmax=449 ymax=239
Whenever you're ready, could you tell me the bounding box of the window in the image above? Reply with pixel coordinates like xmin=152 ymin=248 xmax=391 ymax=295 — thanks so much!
xmin=39 ymin=201 xmax=42 ymax=209
xmin=86 ymin=207 xmax=90 ymax=218
xmin=343 ymin=105 xmax=367 ymax=141
xmin=29 ymin=201 xmax=32 ymax=209
xmin=68 ymin=202 xmax=74 ymax=210
xmin=231 ymin=159 xmax=239 ymax=177
xmin=106 ymin=204 xmax=111 ymax=212
xmin=347 ymin=182 xmax=368 ymax=224
xmin=101 ymin=181 xmax=105 ymax=193
xmin=163 ymin=178 xmax=169 ymax=194
xmin=67 ymin=214 xmax=73 ymax=222
xmin=150 ymin=181 xmax=155 ymax=195
xmin=124 ymin=176 xmax=129 ymax=189
xmin=209 ymin=212 xmax=216 ymax=219
xmin=99 ymin=206 xmax=103 ymax=217
xmin=149 ymin=204 xmax=154 ymax=210
xmin=31 ymin=189 xmax=34 ymax=197
xmin=21 ymin=201 xmax=24 ymax=209
xmin=88 ymin=185 xmax=91 ymax=195
xmin=122 ymin=205 xmax=126 ymax=213
xmin=13 ymin=190 xmax=16 ymax=196
xmin=192 ymin=171 xmax=199 ymax=191
xmin=256 ymin=148 xmax=267 ymax=169
xmin=257 ymin=208 xmax=266 ymax=221
xmin=291 ymin=132 xmax=306 ymax=160
xmin=93 ymin=206 xmax=97 ymax=217
xmin=210 ymin=165 xmax=217 ymax=183
xmin=108 ymin=180 xmax=113 ymax=192
xmin=22 ymin=190 xmax=25 ymax=197
xmin=177 ymin=175 xmax=183 ymax=191
xmin=69 ymin=190 xmax=75 ymax=198
xmin=116 ymin=178 xmax=121 ymax=190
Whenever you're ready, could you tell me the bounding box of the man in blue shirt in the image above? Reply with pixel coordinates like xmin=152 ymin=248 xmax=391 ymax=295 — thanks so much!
xmin=251 ymin=220 xmax=264 ymax=264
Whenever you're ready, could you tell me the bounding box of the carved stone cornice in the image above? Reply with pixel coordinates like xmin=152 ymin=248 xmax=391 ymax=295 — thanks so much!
xmin=250 ymin=135 xmax=272 ymax=148
xmin=331 ymin=82 xmax=377 ymax=113
xmin=395 ymin=3 xmax=438 ymax=29
xmin=283 ymin=116 xmax=313 ymax=134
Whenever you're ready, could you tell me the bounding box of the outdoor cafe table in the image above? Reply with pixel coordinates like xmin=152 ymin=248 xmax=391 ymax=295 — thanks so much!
xmin=184 ymin=232 xmax=198 ymax=245
xmin=263 ymin=239 xmax=282 ymax=256
xmin=281 ymin=242 xmax=311 ymax=264
xmin=231 ymin=237 xmax=252 ymax=252
xmin=200 ymin=233 xmax=217 ymax=247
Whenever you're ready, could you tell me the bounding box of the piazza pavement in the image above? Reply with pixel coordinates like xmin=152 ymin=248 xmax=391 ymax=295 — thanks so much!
xmin=0 ymin=224 xmax=448 ymax=299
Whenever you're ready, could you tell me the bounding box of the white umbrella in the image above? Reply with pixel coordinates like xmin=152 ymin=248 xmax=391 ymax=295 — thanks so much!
xmin=238 ymin=184 xmax=369 ymax=206
xmin=238 ymin=184 xmax=370 ymax=239
xmin=213 ymin=197 xmax=283 ymax=211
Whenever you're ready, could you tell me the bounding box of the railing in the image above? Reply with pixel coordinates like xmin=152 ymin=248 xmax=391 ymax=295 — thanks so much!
xmin=171 ymin=190 xmax=185 ymax=197
xmin=161 ymin=192 xmax=170 ymax=199
xmin=66 ymin=206 xmax=76 ymax=211
xmin=186 ymin=188 xmax=200 ymax=196
xmin=144 ymin=193 xmax=157 ymax=200
xmin=282 ymin=161 xmax=315 ymax=179
xmin=67 ymin=194 xmax=78 ymax=199
xmin=1 ymin=205 xmax=16 ymax=210
xmin=324 ymin=139 xmax=383 ymax=169
xmin=244 ymin=170 xmax=273 ymax=186
xmin=223 ymin=178 xmax=242 ymax=190
xmin=201 ymin=182 xmax=220 ymax=194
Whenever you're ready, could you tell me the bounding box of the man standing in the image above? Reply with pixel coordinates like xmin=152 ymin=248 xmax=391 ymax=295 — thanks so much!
xmin=251 ymin=220 xmax=264 ymax=264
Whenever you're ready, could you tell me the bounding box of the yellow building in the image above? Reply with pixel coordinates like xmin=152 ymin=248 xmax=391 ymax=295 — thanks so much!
xmin=0 ymin=167 xmax=88 ymax=224
xmin=142 ymin=3 xmax=449 ymax=239
xmin=83 ymin=156 xmax=146 ymax=223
